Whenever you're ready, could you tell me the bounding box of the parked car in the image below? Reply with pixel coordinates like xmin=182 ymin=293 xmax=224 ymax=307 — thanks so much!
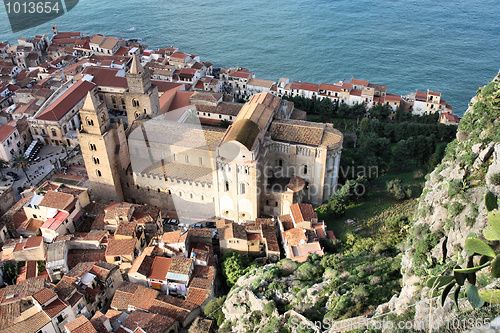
xmin=205 ymin=222 xmax=216 ymax=228
xmin=7 ymin=172 xmax=20 ymax=181
xmin=193 ymin=223 xmax=203 ymax=228
xmin=17 ymin=186 xmax=24 ymax=193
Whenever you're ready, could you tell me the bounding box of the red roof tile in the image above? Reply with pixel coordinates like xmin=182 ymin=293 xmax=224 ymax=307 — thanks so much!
xmin=148 ymin=257 xmax=172 ymax=280
xmin=36 ymin=80 xmax=95 ymax=121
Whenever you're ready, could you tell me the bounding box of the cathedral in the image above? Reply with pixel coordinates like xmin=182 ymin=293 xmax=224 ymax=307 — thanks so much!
xmin=78 ymin=55 xmax=343 ymax=224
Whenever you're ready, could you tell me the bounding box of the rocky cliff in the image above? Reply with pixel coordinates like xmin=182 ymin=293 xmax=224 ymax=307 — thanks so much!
xmin=377 ymin=71 xmax=500 ymax=327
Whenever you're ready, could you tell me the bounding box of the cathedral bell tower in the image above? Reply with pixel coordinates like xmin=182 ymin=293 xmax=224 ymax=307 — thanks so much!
xmin=124 ymin=54 xmax=161 ymax=124
xmin=78 ymin=90 xmax=128 ymax=203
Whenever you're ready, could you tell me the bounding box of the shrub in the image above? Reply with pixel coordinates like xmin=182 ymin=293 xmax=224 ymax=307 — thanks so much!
xmin=413 ymin=231 xmax=444 ymax=276
xmin=448 ymin=179 xmax=464 ymax=197
xmin=296 ymin=262 xmax=323 ymax=281
xmin=385 ymin=216 xmax=408 ymax=231
xmin=386 ymin=178 xmax=410 ymax=200
xmin=320 ymin=253 xmax=341 ymax=269
xmin=491 ymin=173 xmax=500 ymax=186
xmin=263 ymin=301 xmax=276 ymax=316
xmin=276 ymin=259 xmax=299 ymax=276
xmin=373 ymin=242 xmax=389 ymax=254
xmin=203 ymin=296 xmax=226 ymax=323
xmin=448 ymin=201 xmax=465 ymax=217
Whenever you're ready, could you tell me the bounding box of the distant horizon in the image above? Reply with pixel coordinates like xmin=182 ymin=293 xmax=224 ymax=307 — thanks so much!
xmin=2 ymin=0 xmax=500 ymax=116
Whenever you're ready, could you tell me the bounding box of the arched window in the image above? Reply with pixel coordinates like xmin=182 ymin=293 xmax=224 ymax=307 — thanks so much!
xmin=89 ymin=143 xmax=97 ymax=151
xmin=132 ymin=99 xmax=140 ymax=107
xmin=278 ymin=159 xmax=283 ymax=167
xmin=201 ymin=195 xmax=205 ymax=201
xmin=199 ymin=157 xmax=203 ymax=165
xmin=185 ymin=155 xmax=190 ymax=163
xmin=240 ymin=183 xmax=246 ymax=195
xmin=303 ymin=164 xmax=308 ymax=175
xmin=101 ymin=115 xmax=105 ymax=123
xmin=92 ymin=156 xmax=100 ymax=164
xmin=96 ymin=170 xmax=102 ymax=177
xmin=134 ymin=112 xmax=140 ymax=119
xmin=86 ymin=117 xmax=94 ymax=126
xmin=51 ymin=129 xmax=57 ymax=137
xmin=224 ymin=181 xmax=229 ymax=192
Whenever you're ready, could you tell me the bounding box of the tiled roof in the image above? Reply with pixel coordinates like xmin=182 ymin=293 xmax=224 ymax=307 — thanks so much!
xmin=39 ymin=190 xmax=74 ymax=210
xmin=290 ymin=203 xmax=317 ymax=223
xmin=161 ymin=230 xmax=188 ymax=245
xmin=218 ymin=221 xmax=247 ymax=241
xmin=36 ymin=80 xmax=95 ymax=121
xmin=55 ymin=276 xmax=77 ymax=301
xmin=269 ymin=119 xmax=343 ymax=148
xmin=0 ymin=302 xmax=21 ymax=330
xmin=82 ymin=67 xmax=127 ymax=88
xmin=65 ymin=315 xmax=97 ymax=333
xmin=43 ymin=297 xmax=68 ymax=318
xmin=32 ymin=288 xmax=56 ymax=305
xmin=168 ymin=258 xmax=193 ymax=275
xmin=148 ymin=257 xmax=172 ymax=280
xmin=122 ymin=311 xmax=175 ymax=333
xmin=0 ymin=311 xmax=50 ymax=333
xmin=0 ymin=124 xmax=15 ymax=142
xmin=105 ymin=238 xmax=136 ymax=257
xmin=186 ymin=228 xmax=212 ymax=239
xmin=262 ymin=223 xmax=280 ymax=252
xmin=186 ymin=287 xmax=211 ymax=306
xmin=115 ymin=222 xmax=137 ymax=237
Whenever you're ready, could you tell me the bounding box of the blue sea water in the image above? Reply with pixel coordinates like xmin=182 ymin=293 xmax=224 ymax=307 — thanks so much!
xmin=1 ymin=0 xmax=499 ymax=116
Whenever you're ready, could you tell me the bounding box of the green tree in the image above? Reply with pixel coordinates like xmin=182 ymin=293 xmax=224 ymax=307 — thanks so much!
xmin=319 ymin=97 xmax=334 ymax=120
xmin=2 ymin=261 xmax=22 ymax=285
xmin=370 ymin=103 xmax=391 ymax=120
xmin=12 ymin=153 xmax=31 ymax=185
xmin=221 ymin=250 xmax=255 ymax=286
xmin=359 ymin=117 xmax=370 ymax=132
xmin=220 ymin=119 xmax=231 ymax=128
xmin=386 ymin=178 xmax=411 ymax=200
xmin=203 ymin=296 xmax=226 ymax=326
xmin=61 ymin=142 xmax=69 ymax=160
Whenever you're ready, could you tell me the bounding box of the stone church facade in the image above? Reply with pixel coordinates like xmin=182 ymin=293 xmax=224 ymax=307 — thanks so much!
xmin=79 ymin=57 xmax=343 ymax=223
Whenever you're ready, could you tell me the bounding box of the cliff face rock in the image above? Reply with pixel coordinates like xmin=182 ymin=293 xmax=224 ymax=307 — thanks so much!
xmin=378 ymin=71 xmax=500 ymax=325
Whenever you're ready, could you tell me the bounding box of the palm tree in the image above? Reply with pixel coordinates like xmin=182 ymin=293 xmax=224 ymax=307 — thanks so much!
xmin=61 ymin=142 xmax=69 ymax=160
xmin=0 ymin=158 xmax=8 ymax=180
xmin=12 ymin=153 xmax=31 ymax=185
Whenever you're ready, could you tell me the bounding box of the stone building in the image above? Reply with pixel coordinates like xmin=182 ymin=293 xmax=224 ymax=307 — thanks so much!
xmin=78 ymin=60 xmax=343 ymax=224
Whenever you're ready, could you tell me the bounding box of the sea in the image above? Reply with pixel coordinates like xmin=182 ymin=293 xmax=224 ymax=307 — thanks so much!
xmin=1 ymin=0 xmax=500 ymax=116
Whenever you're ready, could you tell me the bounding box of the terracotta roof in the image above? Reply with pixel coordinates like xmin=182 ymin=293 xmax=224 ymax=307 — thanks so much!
xmin=384 ymin=94 xmax=401 ymax=102
xmin=218 ymin=221 xmax=247 ymax=241
xmin=290 ymin=203 xmax=317 ymax=223
xmin=168 ymin=258 xmax=193 ymax=275
xmin=319 ymin=83 xmax=341 ymax=92
xmin=32 ymin=288 xmax=56 ymax=305
xmin=428 ymin=90 xmax=441 ymax=97
xmin=351 ymin=78 xmax=369 ymax=86
xmin=115 ymin=222 xmax=137 ymax=237
xmin=186 ymin=287 xmax=211 ymax=306
xmin=0 ymin=124 xmax=15 ymax=142
xmin=0 ymin=311 xmax=50 ymax=333
xmin=36 ymin=80 xmax=95 ymax=121
xmin=261 ymin=223 xmax=280 ymax=252
xmin=65 ymin=315 xmax=97 ymax=333
xmin=82 ymin=67 xmax=127 ymax=88
xmin=148 ymin=257 xmax=172 ymax=280
xmin=43 ymin=297 xmax=68 ymax=318
xmin=39 ymin=190 xmax=74 ymax=210
xmin=161 ymin=230 xmax=188 ymax=245
xmin=247 ymin=78 xmax=274 ymax=88
xmin=122 ymin=311 xmax=175 ymax=333
xmin=105 ymin=239 xmax=136 ymax=257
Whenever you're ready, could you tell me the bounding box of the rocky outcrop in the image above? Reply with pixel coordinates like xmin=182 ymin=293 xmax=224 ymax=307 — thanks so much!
xmin=376 ymin=71 xmax=500 ymax=328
